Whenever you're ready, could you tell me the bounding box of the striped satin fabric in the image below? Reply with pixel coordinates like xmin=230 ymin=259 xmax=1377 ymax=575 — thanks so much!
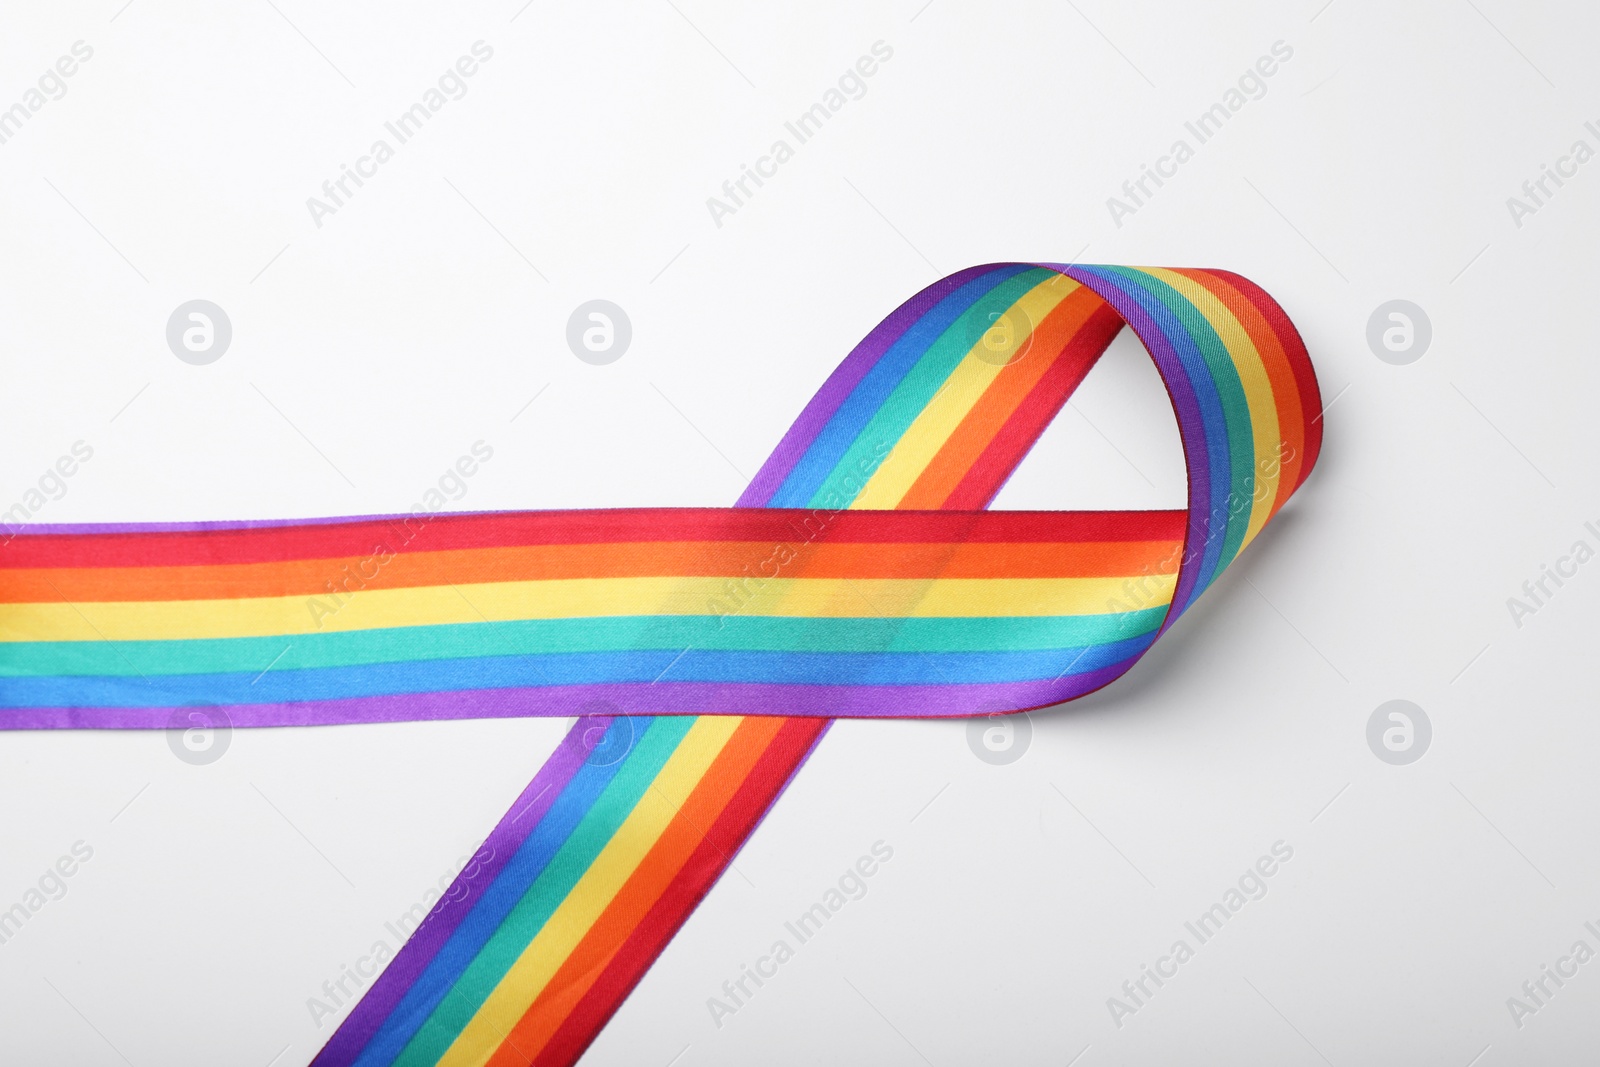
xmin=0 ymin=508 xmax=1189 ymax=721
xmin=0 ymin=264 xmax=1321 ymax=1066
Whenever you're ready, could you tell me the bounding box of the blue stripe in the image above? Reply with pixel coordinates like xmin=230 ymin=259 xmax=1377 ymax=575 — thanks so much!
xmin=0 ymin=608 xmax=1174 ymax=677
xmin=768 ymin=265 xmax=1033 ymax=507
xmin=349 ymin=716 xmax=648 ymax=1067
xmin=1077 ymin=267 xmax=1231 ymax=606
xmin=1097 ymin=266 xmax=1252 ymax=588
xmin=0 ymin=637 xmax=1160 ymax=708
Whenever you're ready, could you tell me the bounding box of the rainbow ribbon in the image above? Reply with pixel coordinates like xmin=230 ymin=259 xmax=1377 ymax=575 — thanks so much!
xmin=0 ymin=264 xmax=1321 ymax=1065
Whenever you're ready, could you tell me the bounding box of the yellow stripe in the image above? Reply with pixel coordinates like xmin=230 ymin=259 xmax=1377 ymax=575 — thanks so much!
xmin=854 ymin=276 xmax=1078 ymax=508
xmin=437 ymin=715 xmax=743 ymax=1067
xmin=1141 ymin=267 xmax=1281 ymax=551
xmin=0 ymin=574 xmax=1179 ymax=641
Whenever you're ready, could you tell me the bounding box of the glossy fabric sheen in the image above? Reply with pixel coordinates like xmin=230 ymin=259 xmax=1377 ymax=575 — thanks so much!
xmin=0 ymin=264 xmax=1322 ymax=1066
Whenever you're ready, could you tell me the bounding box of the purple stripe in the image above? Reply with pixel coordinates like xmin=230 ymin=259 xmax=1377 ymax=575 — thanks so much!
xmin=0 ymin=667 xmax=1146 ymax=729
xmin=310 ymin=718 xmax=599 ymax=1067
xmin=738 ymin=266 xmax=998 ymax=507
xmin=1050 ymin=264 xmax=1211 ymax=630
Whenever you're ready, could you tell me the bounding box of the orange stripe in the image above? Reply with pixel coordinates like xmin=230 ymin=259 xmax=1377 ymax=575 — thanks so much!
xmin=484 ymin=716 xmax=786 ymax=1066
xmin=0 ymin=538 xmax=1183 ymax=603
xmin=898 ymin=286 xmax=1106 ymax=509
xmin=1174 ymin=268 xmax=1306 ymax=520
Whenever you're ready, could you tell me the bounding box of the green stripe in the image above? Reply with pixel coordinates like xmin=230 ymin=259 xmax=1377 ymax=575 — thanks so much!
xmin=810 ymin=268 xmax=1057 ymax=510
xmin=0 ymin=609 xmax=1170 ymax=677
xmin=393 ymin=714 xmax=696 ymax=1066
xmin=1101 ymin=267 xmax=1255 ymax=576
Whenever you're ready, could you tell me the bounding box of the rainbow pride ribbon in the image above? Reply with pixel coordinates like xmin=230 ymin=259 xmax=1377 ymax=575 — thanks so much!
xmin=0 ymin=264 xmax=1321 ymax=1066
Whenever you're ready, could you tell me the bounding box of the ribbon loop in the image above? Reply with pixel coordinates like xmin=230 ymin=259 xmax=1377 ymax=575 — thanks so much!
xmin=0 ymin=264 xmax=1318 ymax=726
xmin=0 ymin=265 xmax=1321 ymax=1067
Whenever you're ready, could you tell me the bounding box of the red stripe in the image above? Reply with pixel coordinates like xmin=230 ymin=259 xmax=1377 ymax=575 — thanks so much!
xmin=533 ymin=716 xmax=827 ymax=1067
xmin=1208 ymin=270 xmax=1323 ymax=491
xmin=0 ymin=508 xmax=1188 ymax=569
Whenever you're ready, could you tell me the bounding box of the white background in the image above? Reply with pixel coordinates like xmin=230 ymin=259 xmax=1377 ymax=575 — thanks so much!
xmin=1 ymin=1 xmax=1597 ymax=1064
